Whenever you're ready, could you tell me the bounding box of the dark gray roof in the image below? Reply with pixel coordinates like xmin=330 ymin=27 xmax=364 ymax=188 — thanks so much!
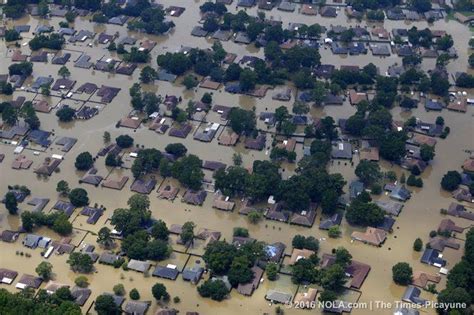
xmin=152 ymin=265 xmax=179 ymax=280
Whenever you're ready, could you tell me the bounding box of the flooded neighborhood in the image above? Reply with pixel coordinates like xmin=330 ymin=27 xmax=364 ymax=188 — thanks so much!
xmin=0 ymin=0 xmax=473 ymax=314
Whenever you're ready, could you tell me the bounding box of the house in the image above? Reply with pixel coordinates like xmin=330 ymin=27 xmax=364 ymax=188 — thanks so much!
xmin=102 ymin=293 xmax=125 ymax=308
xmin=370 ymin=44 xmax=391 ymax=56
xmin=237 ymin=266 xmax=264 ymax=296
xmin=183 ymin=190 xmax=207 ymax=206
xmin=218 ymin=131 xmax=239 ymax=146
xmin=0 ymin=268 xmax=18 ymax=285
xmin=278 ymin=1 xmax=296 ymax=12
xmin=429 ymin=236 xmax=460 ymax=252
xmin=78 ymin=166 xmax=102 ymax=185
xmin=402 ymin=286 xmax=427 ymax=306
xmin=153 ymin=265 xmax=179 ymax=280
xmin=388 ymin=185 xmax=411 ymax=202
xmin=265 ymin=203 xmax=289 ymax=222
xmin=212 ymin=30 xmax=232 ymax=41
xmin=51 ymin=53 xmax=71 ymax=65
xmin=425 ymin=99 xmax=444 ymax=111
xmin=213 ymin=196 xmax=235 ymax=211
xmin=77 ymin=82 xmax=98 ymax=94
xmin=462 ymin=158 xmax=474 ymax=174
xmin=290 ymin=205 xmax=317 ymax=227
xmin=314 ymin=64 xmax=335 ymax=79
xmin=301 ymin=4 xmax=318 ymax=15
xmin=375 ymin=200 xmax=403 ymax=216
xmin=123 ymin=301 xmax=150 ymax=315
xmin=320 ymin=6 xmax=337 ymax=17
xmin=191 ymin=26 xmax=208 ymax=37
xmin=98 ymin=32 xmax=114 ymax=44
xmin=99 ymin=252 xmax=122 ymax=265
xmin=331 ymin=141 xmax=352 ymax=159
xmin=16 ymin=274 xmax=42 ymax=289
xmin=69 ymin=30 xmax=95 ymax=43
xmin=234 ymin=32 xmax=251 ymax=44
xmin=194 ymin=123 xmax=219 ymax=142
xmin=376 ymin=216 xmax=396 ymax=232
xmin=272 ymin=88 xmax=292 ymax=102
xmin=264 ymin=242 xmax=286 ymax=263
xmin=245 ymin=134 xmax=266 ymax=151
xmin=72 ymin=287 xmax=91 ymax=306
xmin=321 ymin=254 xmax=371 ymax=289
xmin=80 ymin=206 xmax=104 ymax=224
xmin=412 ymin=271 xmax=441 ymax=288
xmin=44 ymin=281 xmax=69 ymax=294
xmin=360 ymin=146 xmax=379 ymax=161
xmin=27 ymin=197 xmax=50 ymax=212
xmin=116 ymin=63 xmax=137 ymax=76
xmin=108 ymin=15 xmax=129 ymax=26
xmin=169 ymin=124 xmax=192 ymax=138
xmin=30 ymin=51 xmax=49 ymax=62
xmin=1 ymin=230 xmax=19 ymax=243
xmin=22 ymin=234 xmax=42 ymax=248
xmin=319 ymin=213 xmax=343 ymax=230
xmin=155 ymin=308 xmax=178 ymax=315
xmin=349 ymin=90 xmax=368 ymax=105
xmin=237 ymin=0 xmax=255 ymax=7
xmin=351 ymin=227 xmax=387 ymax=246
xmin=55 ymin=137 xmax=77 ymax=152
xmin=420 ymin=248 xmax=445 ymax=266
xmin=119 ymin=116 xmax=142 ymax=129
xmin=97 ymin=85 xmax=120 ymax=103
xmin=74 ymin=54 xmax=93 ymax=69
xmin=157 ymin=70 xmax=177 ymax=82
xmin=53 ymin=200 xmax=75 ymax=218
xmin=127 ymin=260 xmax=151 ymax=273
xmin=294 ymin=288 xmax=317 ymax=307
xmin=265 ymin=290 xmax=292 ymax=304
xmin=323 ymin=94 xmax=344 ymax=106
xmin=130 ymin=178 xmax=157 ymax=194
xmin=349 ymin=181 xmax=364 ymax=200
xmin=438 ymin=219 xmax=463 ymax=234
xmin=371 ymin=27 xmax=390 ymax=40
xmin=182 ymin=265 xmax=204 ymax=284
xmin=452 ymin=187 xmax=473 ymax=203
xmin=289 ymin=248 xmax=315 ymax=265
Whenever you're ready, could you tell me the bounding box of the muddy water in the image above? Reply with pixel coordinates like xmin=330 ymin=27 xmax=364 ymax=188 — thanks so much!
xmin=0 ymin=1 xmax=473 ymax=314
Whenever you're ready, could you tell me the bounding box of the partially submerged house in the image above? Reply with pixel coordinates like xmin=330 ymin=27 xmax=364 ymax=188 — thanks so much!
xmin=351 ymin=227 xmax=387 ymax=246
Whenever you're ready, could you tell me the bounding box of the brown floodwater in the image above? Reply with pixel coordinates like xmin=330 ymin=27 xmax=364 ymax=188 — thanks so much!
xmin=0 ymin=1 xmax=473 ymax=314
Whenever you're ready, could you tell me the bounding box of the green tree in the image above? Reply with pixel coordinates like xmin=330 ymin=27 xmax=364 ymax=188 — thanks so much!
xmin=74 ymin=152 xmax=93 ymax=171
xmin=334 ymin=247 xmax=352 ymax=268
xmin=74 ymin=276 xmax=89 ymax=288
xmin=4 ymin=192 xmax=18 ymax=215
xmin=228 ymin=108 xmax=256 ymax=135
xmin=392 ymin=262 xmax=413 ymax=285
xmin=413 ymin=238 xmax=423 ymax=251
xmin=67 ymin=253 xmax=94 ymax=273
xmin=113 ymin=284 xmax=125 ymax=296
xmin=328 ymin=226 xmax=341 ymax=238
xmin=68 ymin=188 xmax=89 ymax=207
xmin=321 ymin=264 xmax=346 ymax=291
xmin=58 ymin=66 xmax=71 ymax=78
xmin=197 ymin=279 xmax=228 ymax=301
xmin=2 ymin=105 xmax=18 ymax=126
xmin=248 ymin=210 xmax=262 ymax=224
xmin=115 ymin=135 xmax=134 ymax=148
xmin=420 ymin=144 xmax=435 ymax=162
xmin=56 ymin=107 xmax=76 ymax=122
xmin=97 ymin=227 xmax=113 ymax=248
xmin=103 ymin=131 xmax=111 ymax=143
xmin=355 ymin=160 xmax=382 ymax=185
xmin=239 ymin=69 xmax=257 ymax=91
xmin=151 ymin=283 xmax=169 ymax=301
xmin=95 ymin=294 xmax=120 ymax=315
xmin=35 ymin=262 xmax=53 ymax=280
xmin=441 ymin=171 xmax=461 ymax=191
xmin=165 ymin=143 xmax=187 ymax=157
xmin=53 ymin=214 xmax=73 ymax=236
xmin=346 ymin=200 xmax=384 ymax=227
xmin=266 ymin=262 xmax=278 ymax=281
xmin=183 ymin=75 xmax=198 ymax=90
xmin=139 ymin=66 xmax=156 ymax=83
xmin=129 ymin=288 xmax=140 ymax=300
xmin=180 ymin=221 xmax=195 ymax=245
xmin=151 ymin=220 xmax=169 ymax=241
